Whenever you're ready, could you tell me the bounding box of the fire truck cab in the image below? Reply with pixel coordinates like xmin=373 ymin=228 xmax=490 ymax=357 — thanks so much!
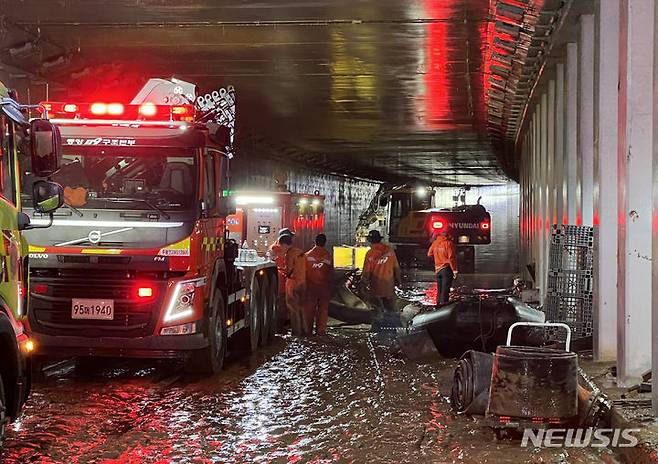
xmin=22 ymin=79 xmax=278 ymax=374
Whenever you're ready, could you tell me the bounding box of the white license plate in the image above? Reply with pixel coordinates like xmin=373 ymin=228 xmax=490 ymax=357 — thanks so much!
xmin=71 ymin=299 xmax=114 ymax=320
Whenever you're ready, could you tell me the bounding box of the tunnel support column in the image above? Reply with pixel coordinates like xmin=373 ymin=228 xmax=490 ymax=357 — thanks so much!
xmin=579 ymin=15 xmax=595 ymax=227
xmin=652 ymin=0 xmax=658 ymax=415
xmin=555 ymin=63 xmax=566 ymax=225
xmin=565 ymin=42 xmax=579 ymax=225
xmin=546 ymin=80 xmax=556 ymax=288
xmin=593 ymin=0 xmax=620 ymax=362
xmin=539 ymin=93 xmax=548 ymax=301
xmin=617 ymin=0 xmax=654 ymax=386
xmin=533 ymin=112 xmax=540 ymax=286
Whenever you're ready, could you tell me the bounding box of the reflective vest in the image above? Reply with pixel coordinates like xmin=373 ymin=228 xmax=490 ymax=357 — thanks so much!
xmin=363 ymin=243 xmax=400 ymax=297
xmin=305 ymin=245 xmax=332 ymax=287
xmin=427 ymin=236 xmax=458 ymax=273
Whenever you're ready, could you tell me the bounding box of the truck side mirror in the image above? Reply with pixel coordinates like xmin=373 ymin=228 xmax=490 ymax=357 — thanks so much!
xmin=30 ymin=119 xmax=62 ymax=177
xmin=32 ymin=180 xmax=64 ymax=214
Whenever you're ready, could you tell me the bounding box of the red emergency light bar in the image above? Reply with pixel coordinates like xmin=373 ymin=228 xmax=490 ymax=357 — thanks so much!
xmin=40 ymin=101 xmax=195 ymax=122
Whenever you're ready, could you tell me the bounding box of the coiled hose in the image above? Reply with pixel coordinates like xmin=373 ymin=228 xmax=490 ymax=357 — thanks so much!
xmin=451 ymin=350 xmax=494 ymax=415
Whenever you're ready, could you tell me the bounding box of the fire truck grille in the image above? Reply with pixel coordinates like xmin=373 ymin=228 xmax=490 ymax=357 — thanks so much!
xmin=29 ymin=271 xmax=167 ymax=338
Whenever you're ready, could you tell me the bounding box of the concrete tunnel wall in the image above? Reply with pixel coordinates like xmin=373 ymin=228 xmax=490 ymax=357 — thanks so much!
xmin=231 ymin=153 xmax=520 ymax=278
xmin=229 ymin=155 xmax=381 ymax=250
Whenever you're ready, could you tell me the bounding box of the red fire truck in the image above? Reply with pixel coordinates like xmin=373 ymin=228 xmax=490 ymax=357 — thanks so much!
xmin=22 ymin=79 xmax=278 ymax=374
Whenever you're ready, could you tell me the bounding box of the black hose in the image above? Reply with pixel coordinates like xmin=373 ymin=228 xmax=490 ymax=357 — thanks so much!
xmin=474 ymin=296 xmax=500 ymax=351
xmin=477 ymin=296 xmax=486 ymax=351
xmin=451 ymin=350 xmax=494 ymax=415
xmin=451 ymin=357 xmax=474 ymax=412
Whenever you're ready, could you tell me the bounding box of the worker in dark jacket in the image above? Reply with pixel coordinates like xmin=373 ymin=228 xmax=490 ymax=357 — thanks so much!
xmin=362 ymin=230 xmax=401 ymax=314
xmin=427 ymin=229 xmax=458 ymax=305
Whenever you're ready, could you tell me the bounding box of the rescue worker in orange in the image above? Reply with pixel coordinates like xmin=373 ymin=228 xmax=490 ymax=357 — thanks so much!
xmin=427 ymin=228 xmax=458 ymax=306
xmin=361 ymin=230 xmax=401 ymax=315
xmin=304 ymin=234 xmax=333 ymax=336
xmin=279 ymin=233 xmax=307 ymax=335
xmin=269 ymin=228 xmax=295 ymax=330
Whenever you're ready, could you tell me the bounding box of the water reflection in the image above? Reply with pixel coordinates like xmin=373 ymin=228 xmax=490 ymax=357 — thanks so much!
xmin=4 ymin=331 xmax=613 ymax=463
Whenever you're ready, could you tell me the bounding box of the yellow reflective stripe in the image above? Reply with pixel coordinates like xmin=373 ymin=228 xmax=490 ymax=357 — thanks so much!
xmin=81 ymin=249 xmax=122 ymax=255
xmin=201 ymin=237 xmax=223 ymax=251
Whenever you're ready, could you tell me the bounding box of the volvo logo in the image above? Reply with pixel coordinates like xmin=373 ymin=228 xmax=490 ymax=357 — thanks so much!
xmin=28 ymin=253 xmax=49 ymax=259
xmin=88 ymin=230 xmax=102 ymax=244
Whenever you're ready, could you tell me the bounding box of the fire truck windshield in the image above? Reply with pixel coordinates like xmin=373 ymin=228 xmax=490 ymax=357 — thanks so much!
xmin=22 ymin=147 xmax=197 ymax=212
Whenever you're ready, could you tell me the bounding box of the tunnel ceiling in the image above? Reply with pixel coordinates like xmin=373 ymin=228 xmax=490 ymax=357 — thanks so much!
xmin=1 ymin=0 xmax=566 ymax=185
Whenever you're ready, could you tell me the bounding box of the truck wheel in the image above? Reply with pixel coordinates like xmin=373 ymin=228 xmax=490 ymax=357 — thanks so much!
xmin=260 ymin=277 xmax=273 ymax=346
xmin=0 ymin=373 xmax=6 ymax=447
xmin=185 ymin=293 xmax=227 ymax=375
xmin=268 ymin=277 xmax=280 ymax=342
xmin=247 ymin=279 xmax=262 ymax=352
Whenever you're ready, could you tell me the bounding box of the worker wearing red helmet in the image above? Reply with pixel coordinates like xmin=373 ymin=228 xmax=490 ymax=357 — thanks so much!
xmin=304 ymin=233 xmax=333 ymax=335
xmin=427 ymin=226 xmax=458 ymax=305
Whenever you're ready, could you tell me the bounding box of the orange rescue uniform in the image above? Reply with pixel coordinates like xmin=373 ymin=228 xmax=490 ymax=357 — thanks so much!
xmin=284 ymin=246 xmax=307 ymax=335
xmin=427 ymin=235 xmax=458 ymax=273
xmin=304 ymin=245 xmax=333 ymax=335
xmin=269 ymin=242 xmax=287 ymax=294
xmin=362 ymin=243 xmax=401 ymax=298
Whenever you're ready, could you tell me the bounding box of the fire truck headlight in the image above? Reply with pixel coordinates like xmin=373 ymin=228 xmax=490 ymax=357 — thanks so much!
xmin=163 ymin=278 xmax=205 ymax=324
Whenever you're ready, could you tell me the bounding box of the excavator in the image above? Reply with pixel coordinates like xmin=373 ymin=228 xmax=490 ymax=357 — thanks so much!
xmin=356 ymin=185 xmax=491 ymax=270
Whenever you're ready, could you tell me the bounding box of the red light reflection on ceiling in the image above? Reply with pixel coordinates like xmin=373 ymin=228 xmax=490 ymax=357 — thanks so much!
xmin=421 ymin=0 xmax=453 ymax=130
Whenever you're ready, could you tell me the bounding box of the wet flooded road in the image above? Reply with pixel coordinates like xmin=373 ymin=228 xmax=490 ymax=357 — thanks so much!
xmin=3 ymin=329 xmax=617 ymax=463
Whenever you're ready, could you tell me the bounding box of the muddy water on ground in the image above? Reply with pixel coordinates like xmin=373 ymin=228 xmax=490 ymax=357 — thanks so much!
xmin=3 ymin=331 xmax=616 ymax=463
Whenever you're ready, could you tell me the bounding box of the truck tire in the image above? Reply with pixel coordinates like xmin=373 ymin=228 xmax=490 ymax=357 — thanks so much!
xmin=260 ymin=277 xmax=274 ymax=346
xmin=247 ymin=279 xmax=262 ymax=352
xmin=268 ymin=274 xmax=279 ymax=339
xmin=185 ymin=293 xmax=227 ymax=375
xmin=0 ymin=373 xmax=6 ymax=447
